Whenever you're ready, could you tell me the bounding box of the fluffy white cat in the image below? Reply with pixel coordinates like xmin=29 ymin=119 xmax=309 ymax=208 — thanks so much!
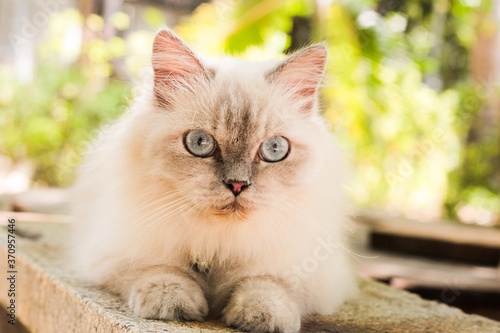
xmin=70 ymin=29 xmax=357 ymax=333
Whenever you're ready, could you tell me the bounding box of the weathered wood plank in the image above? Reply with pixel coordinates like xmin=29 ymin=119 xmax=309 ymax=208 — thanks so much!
xmin=357 ymin=210 xmax=500 ymax=248
xmin=357 ymin=210 xmax=500 ymax=266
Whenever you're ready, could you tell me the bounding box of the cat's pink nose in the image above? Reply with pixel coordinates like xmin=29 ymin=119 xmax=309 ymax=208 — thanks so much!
xmin=225 ymin=180 xmax=250 ymax=196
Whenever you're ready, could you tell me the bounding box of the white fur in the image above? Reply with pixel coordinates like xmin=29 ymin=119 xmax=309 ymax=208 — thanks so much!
xmin=70 ymin=31 xmax=358 ymax=333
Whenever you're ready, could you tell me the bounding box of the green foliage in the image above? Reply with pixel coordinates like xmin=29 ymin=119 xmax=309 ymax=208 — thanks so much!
xmin=0 ymin=62 xmax=129 ymax=186
xmin=0 ymin=10 xmax=130 ymax=186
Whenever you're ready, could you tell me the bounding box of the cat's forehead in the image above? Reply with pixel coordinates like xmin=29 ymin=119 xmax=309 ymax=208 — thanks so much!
xmin=183 ymin=75 xmax=285 ymax=141
xmin=209 ymin=85 xmax=267 ymax=142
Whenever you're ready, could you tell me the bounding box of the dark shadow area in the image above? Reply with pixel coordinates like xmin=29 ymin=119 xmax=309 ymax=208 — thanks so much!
xmin=410 ymin=287 xmax=500 ymax=322
xmin=0 ymin=307 xmax=31 ymax=333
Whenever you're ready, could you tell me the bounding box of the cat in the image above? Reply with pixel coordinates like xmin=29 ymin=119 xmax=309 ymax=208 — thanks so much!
xmin=70 ymin=29 xmax=358 ymax=333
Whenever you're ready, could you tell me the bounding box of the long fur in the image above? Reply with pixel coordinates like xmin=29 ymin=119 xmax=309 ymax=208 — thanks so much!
xmin=70 ymin=29 xmax=358 ymax=330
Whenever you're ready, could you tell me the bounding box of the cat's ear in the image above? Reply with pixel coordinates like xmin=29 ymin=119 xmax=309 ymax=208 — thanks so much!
xmin=267 ymin=44 xmax=327 ymax=113
xmin=152 ymin=30 xmax=208 ymax=103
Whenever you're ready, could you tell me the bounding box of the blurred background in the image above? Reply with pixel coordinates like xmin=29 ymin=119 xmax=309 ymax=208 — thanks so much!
xmin=0 ymin=0 xmax=499 ymax=322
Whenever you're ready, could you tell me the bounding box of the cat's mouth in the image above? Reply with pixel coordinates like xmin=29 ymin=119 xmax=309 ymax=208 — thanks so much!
xmin=211 ymin=200 xmax=248 ymax=217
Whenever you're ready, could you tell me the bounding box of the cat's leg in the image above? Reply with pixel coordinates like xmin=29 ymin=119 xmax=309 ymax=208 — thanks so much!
xmin=222 ymin=276 xmax=300 ymax=333
xmin=126 ymin=266 xmax=208 ymax=321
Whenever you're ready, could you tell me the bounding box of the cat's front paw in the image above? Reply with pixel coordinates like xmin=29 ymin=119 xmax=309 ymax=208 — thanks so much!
xmin=222 ymin=279 xmax=300 ymax=333
xmin=128 ymin=272 xmax=208 ymax=321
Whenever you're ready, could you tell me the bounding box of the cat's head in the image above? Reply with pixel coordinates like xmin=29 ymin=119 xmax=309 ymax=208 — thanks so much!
xmin=134 ymin=30 xmax=330 ymax=220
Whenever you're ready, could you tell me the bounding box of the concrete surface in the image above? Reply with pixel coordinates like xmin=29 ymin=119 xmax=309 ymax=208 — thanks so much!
xmin=1 ymin=219 xmax=500 ymax=333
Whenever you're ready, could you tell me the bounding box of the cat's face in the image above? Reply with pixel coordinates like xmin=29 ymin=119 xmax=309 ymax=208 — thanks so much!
xmin=139 ymin=30 xmax=327 ymax=219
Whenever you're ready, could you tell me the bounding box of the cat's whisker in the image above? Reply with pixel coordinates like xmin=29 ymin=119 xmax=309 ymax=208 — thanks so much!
xmin=272 ymin=206 xmax=325 ymax=251
xmin=138 ymin=200 xmax=191 ymax=241
xmin=133 ymin=197 xmax=190 ymax=230
xmin=134 ymin=187 xmax=191 ymax=209
xmin=271 ymin=200 xmax=325 ymax=237
xmin=280 ymin=199 xmax=333 ymax=235
xmin=267 ymin=205 xmax=307 ymax=246
xmin=122 ymin=197 xmax=192 ymax=240
xmin=269 ymin=203 xmax=364 ymax=266
xmin=136 ymin=193 xmax=191 ymax=218
xmin=118 ymin=187 xmax=191 ymax=220
xmin=269 ymin=198 xmax=343 ymax=249
xmin=123 ymin=196 xmax=180 ymax=220
xmin=263 ymin=206 xmax=305 ymax=253
xmin=276 ymin=199 xmax=370 ymax=263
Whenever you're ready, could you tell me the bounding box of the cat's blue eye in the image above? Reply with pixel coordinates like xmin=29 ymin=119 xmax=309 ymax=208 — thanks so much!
xmin=184 ymin=130 xmax=216 ymax=157
xmin=259 ymin=136 xmax=289 ymax=163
